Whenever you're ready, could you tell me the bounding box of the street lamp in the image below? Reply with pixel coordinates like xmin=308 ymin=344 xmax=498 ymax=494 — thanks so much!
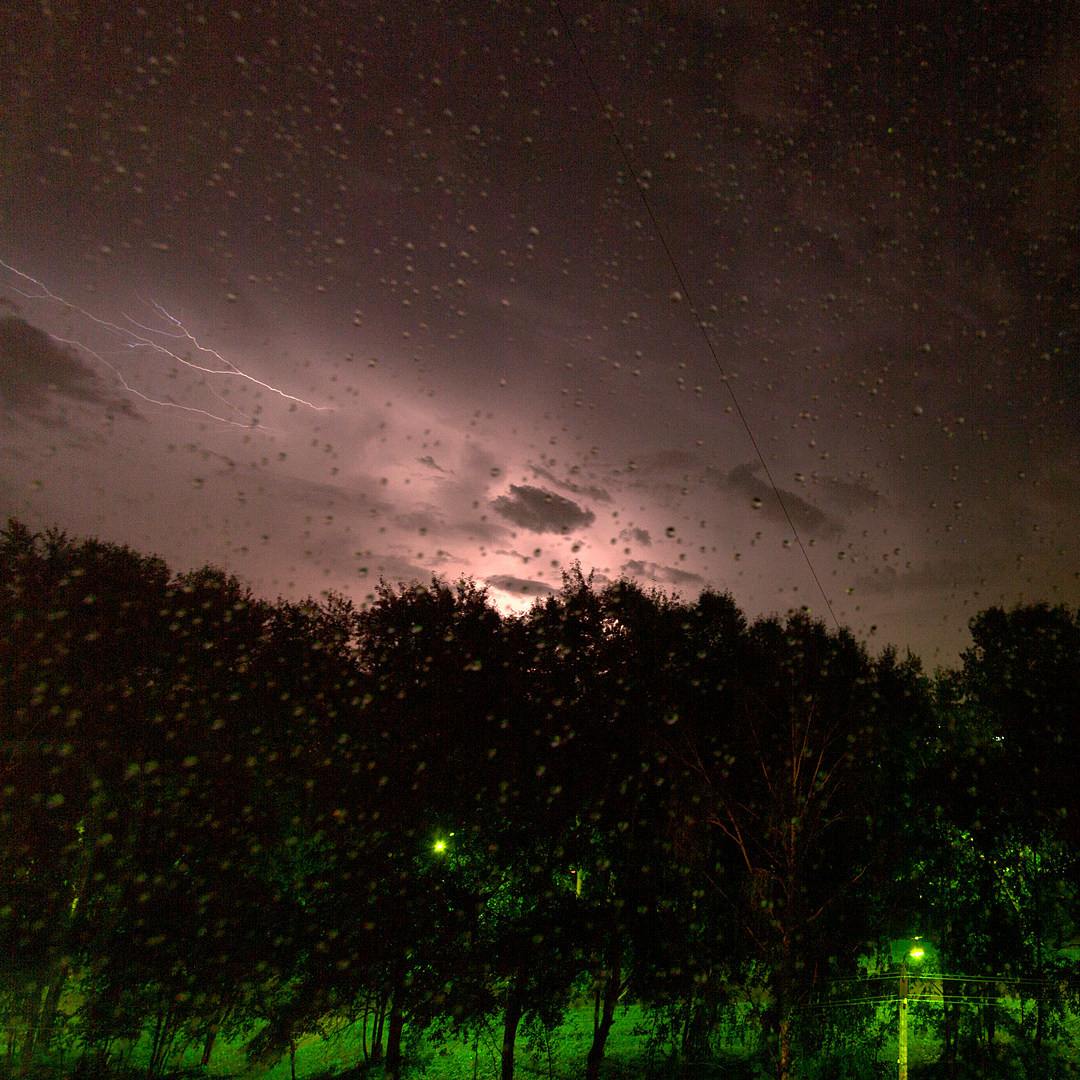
xmin=898 ymin=939 xmax=925 ymax=1080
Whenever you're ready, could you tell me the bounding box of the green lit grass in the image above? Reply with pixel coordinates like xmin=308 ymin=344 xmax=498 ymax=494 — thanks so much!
xmin=14 ymin=960 xmax=1080 ymax=1080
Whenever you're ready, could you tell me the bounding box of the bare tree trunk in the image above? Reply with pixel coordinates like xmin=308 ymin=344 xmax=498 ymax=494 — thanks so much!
xmin=22 ymin=958 xmax=71 ymax=1072
xmin=24 ymin=800 xmax=101 ymax=1072
xmin=34 ymin=977 xmax=65 ymax=1059
xmin=384 ymin=968 xmax=406 ymax=1080
xmin=360 ymin=993 xmax=370 ymax=1061
xmin=148 ymin=1003 xmax=174 ymax=1076
xmin=371 ymin=987 xmax=387 ymax=1062
xmin=21 ymin=984 xmax=45 ymax=1070
xmin=585 ymin=936 xmax=621 ymax=1080
xmin=160 ymin=1023 xmax=180 ymax=1076
xmin=776 ymin=939 xmax=794 ymax=1080
xmin=777 ymin=1014 xmax=793 ymax=1080
xmin=148 ymin=1007 xmax=165 ymax=1076
xmin=200 ymin=1026 xmax=217 ymax=1067
xmin=500 ymin=971 xmax=525 ymax=1080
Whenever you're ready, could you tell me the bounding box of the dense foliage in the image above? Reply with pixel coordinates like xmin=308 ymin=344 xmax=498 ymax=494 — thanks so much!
xmin=2 ymin=521 xmax=1078 ymax=1080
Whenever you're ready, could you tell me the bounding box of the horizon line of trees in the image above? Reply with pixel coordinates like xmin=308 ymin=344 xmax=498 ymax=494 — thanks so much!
xmin=2 ymin=518 xmax=1079 ymax=1080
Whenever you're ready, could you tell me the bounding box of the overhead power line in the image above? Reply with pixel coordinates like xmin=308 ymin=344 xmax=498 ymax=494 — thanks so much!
xmin=552 ymin=2 xmax=840 ymax=631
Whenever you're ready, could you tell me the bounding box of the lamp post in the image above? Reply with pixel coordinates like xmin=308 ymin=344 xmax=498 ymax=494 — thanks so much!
xmin=898 ymin=939 xmax=925 ymax=1080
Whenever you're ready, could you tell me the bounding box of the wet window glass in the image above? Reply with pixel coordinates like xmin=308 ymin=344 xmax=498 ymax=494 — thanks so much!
xmin=2 ymin=3 xmax=1077 ymax=1077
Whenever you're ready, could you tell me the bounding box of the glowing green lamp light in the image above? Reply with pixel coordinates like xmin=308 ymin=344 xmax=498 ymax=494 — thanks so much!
xmin=898 ymin=937 xmax=925 ymax=1080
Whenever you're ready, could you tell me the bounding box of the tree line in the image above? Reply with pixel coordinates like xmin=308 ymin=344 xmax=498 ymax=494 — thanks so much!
xmin=2 ymin=519 xmax=1078 ymax=1080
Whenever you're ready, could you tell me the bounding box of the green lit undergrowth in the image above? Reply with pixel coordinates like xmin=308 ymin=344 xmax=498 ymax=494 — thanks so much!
xmin=11 ymin=973 xmax=1080 ymax=1080
xmin=268 ymin=1002 xmax=654 ymax=1080
xmin=15 ymin=989 xmax=657 ymax=1080
xmin=6 ymin=978 xmax=767 ymax=1079
xmin=9 ymin=992 xmax=653 ymax=1080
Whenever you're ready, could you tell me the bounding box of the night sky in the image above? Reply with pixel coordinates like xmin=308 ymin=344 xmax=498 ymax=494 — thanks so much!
xmin=2 ymin=0 xmax=1077 ymax=665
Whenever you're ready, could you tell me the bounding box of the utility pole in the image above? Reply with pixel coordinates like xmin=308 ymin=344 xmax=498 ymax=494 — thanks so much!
xmin=899 ymin=940 xmax=924 ymax=1080
xmin=898 ymin=961 xmax=909 ymax=1080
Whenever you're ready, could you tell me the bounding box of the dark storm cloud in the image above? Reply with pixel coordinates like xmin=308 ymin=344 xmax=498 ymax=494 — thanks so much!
xmin=490 ymin=485 xmax=597 ymax=534
xmin=449 ymin=515 xmax=511 ymax=544
xmin=725 ymin=463 xmax=840 ymax=538
xmin=393 ymin=508 xmax=444 ymax=534
xmin=0 ymin=316 xmax=131 ymax=419
xmin=282 ymin=476 xmax=396 ymax=517
xmin=622 ymin=560 xmax=705 ymax=589
xmin=853 ymin=557 xmax=995 ymax=598
xmin=621 ymin=526 xmax=652 ymax=546
xmin=485 ymin=574 xmax=556 ymax=598
xmin=530 ymin=464 xmax=611 ymax=503
xmin=819 ymin=476 xmax=881 ymax=512
xmin=852 ymin=566 xmax=902 ymax=597
xmin=388 ymin=504 xmax=509 ymax=545
xmin=640 ymin=450 xmax=704 ymax=473
xmin=365 ymin=556 xmax=437 ymax=589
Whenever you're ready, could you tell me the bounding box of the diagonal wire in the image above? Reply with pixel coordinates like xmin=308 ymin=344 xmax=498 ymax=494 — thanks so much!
xmin=552 ymin=2 xmax=840 ymax=630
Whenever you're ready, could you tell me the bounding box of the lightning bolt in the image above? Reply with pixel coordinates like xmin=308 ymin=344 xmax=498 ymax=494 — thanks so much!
xmin=1 ymin=257 xmax=330 ymax=427
xmin=51 ymin=333 xmax=265 ymax=428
